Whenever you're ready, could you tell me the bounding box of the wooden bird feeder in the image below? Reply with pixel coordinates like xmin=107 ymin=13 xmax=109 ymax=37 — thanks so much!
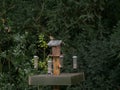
xmin=47 ymin=40 xmax=62 ymax=75
xmin=29 ymin=39 xmax=85 ymax=90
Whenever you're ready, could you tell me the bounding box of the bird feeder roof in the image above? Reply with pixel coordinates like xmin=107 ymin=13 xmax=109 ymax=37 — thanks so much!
xmin=47 ymin=40 xmax=62 ymax=47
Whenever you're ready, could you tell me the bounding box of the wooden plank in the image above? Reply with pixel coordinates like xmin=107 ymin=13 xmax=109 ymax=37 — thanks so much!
xmin=29 ymin=73 xmax=85 ymax=86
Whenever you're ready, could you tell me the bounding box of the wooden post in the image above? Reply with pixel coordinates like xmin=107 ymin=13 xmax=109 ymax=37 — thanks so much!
xmin=52 ymin=45 xmax=61 ymax=90
xmin=52 ymin=47 xmax=60 ymax=90
xmin=47 ymin=40 xmax=62 ymax=90
xmin=53 ymin=85 xmax=59 ymax=90
xmin=53 ymin=57 xmax=60 ymax=75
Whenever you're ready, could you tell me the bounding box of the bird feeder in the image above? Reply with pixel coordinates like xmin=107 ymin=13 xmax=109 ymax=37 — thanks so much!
xmin=29 ymin=39 xmax=85 ymax=90
xmin=60 ymin=55 xmax=64 ymax=68
xmin=47 ymin=40 xmax=62 ymax=75
xmin=73 ymin=56 xmax=77 ymax=69
xmin=48 ymin=59 xmax=52 ymax=74
xmin=33 ymin=55 xmax=39 ymax=70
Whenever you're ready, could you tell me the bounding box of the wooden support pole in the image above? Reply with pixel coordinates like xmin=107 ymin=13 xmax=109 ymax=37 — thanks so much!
xmin=53 ymin=57 xmax=60 ymax=75
xmin=53 ymin=85 xmax=59 ymax=90
xmin=52 ymin=46 xmax=61 ymax=90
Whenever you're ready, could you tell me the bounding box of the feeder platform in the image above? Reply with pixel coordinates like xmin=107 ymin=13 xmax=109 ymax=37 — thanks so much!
xmin=29 ymin=72 xmax=85 ymax=86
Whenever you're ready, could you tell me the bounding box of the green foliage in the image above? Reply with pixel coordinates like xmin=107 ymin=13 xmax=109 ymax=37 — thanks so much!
xmin=38 ymin=34 xmax=48 ymax=49
xmin=38 ymin=56 xmax=49 ymax=73
xmin=0 ymin=0 xmax=120 ymax=90
xmin=38 ymin=34 xmax=48 ymax=73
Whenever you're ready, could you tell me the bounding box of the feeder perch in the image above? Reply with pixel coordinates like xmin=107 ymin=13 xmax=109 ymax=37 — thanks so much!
xmin=29 ymin=72 xmax=85 ymax=85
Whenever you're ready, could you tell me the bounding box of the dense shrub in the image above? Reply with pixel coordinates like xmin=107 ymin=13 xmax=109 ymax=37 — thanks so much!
xmin=0 ymin=0 xmax=120 ymax=90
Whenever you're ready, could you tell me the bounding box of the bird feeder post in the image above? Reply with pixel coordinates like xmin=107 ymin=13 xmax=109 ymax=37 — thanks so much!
xmin=52 ymin=46 xmax=61 ymax=90
xmin=48 ymin=40 xmax=62 ymax=90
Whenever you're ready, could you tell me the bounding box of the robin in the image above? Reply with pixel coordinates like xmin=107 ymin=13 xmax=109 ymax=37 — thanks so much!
xmin=49 ymin=35 xmax=55 ymax=40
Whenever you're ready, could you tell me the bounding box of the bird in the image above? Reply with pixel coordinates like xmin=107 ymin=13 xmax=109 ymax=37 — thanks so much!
xmin=49 ymin=35 xmax=55 ymax=40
